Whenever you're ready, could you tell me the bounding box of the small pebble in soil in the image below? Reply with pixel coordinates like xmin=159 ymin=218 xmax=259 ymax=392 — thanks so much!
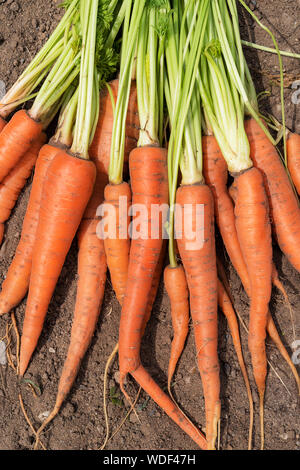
xmin=38 ymin=411 xmax=50 ymax=422
xmin=114 ymin=371 xmax=127 ymax=385
xmin=49 ymin=347 xmax=56 ymax=354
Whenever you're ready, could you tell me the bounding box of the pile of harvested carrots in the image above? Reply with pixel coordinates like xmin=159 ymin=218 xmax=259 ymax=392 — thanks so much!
xmin=0 ymin=0 xmax=299 ymax=451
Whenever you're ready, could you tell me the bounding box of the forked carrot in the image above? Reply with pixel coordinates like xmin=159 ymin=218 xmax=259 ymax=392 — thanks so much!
xmin=118 ymin=147 xmax=207 ymax=449
xmin=0 ymin=143 xmax=61 ymax=315
xmin=19 ymin=151 xmax=96 ymax=376
xmin=0 ymin=133 xmax=47 ymax=245
xmin=0 ymin=110 xmax=43 ymax=183
xmin=175 ymin=183 xmax=220 ymax=450
xmin=287 ymin=131 xmax=300 ymax=196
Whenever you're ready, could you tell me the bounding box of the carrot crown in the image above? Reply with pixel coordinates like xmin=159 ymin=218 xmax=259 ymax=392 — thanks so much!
xmin=136 ymin=1 xmax=168 ymax=148
xmin=165 ymin=0 xmax=210 ymax=267
xmin=109 ymin=0 xmax=147 ymax=185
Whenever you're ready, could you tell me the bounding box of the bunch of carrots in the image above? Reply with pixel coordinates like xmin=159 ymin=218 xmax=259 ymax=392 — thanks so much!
xmin=0 ymin=0 xmax=299 ymax=451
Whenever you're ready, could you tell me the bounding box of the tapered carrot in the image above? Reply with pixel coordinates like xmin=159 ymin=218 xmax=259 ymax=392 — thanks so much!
xmin=205 ymin=139 xmax=299 ymax=387
xmin=89 ymin=79 xmax=139 ymax=176
xmin=245 ymin=118 xmax=300 ymax=273
xmin=217 ymin=278 xmax=254 ymax=450
xmin=19 ymin=151 xmax=96 ymax=376
xmin=164 ymin=264 xmax=189 ymax=394
xmin=0 ymin=110 xmax=43 ymax=183
xmin=119 ymin=146 xmax=168 ymax=382
xmin=203 ymin=135 xmax=250 ymax=292
xmin=234 ymin=167 xmax=273 ymax=449
xmin=0 ymin=143 xmax=61 ymax=315
xmin=175 ymin=183 xmax=220 ymax=450
xmin=34 ymin=215 xmax=107 ymax=448
xmin=103 ymin=182 xmax=131 ymax=305
xmin=0 ymin=133 xmax=47 ymax=245
xmin=287 ymin=132 xmax=300 ymax=196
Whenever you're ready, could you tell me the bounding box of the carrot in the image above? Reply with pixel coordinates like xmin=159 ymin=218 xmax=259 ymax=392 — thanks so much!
xmin=19 ymin=150 xmax=96 ymax=376
xmin=287 ymin=131 xmax=300 ymax=196
xmin=141 ymin=241 xmax=167 ymax=336
xmin=0 ymin=117 xmax=6 ymax=133
xmin=0 ymin=132 xmax=47 ymax=245
xmin=132 ymin=364 xmax=207 ymax=450
xmin=164 ymin=264 xmax=189 ymax=394
xmin=205 ymin=140 xmax=299 ymax=386
xmin=245 ymin=118 xmax=300 ymax=273
xmin=234 ymin=166 xmax=273 ymax=449
xmin=118 ymin=147 xmax=207 ymax=449
xmin=203 ymin=135 xmax=250 ymax=291
xmin=34 ymin=204 xmax=107 ymax=447
xmin=92 ymin=79 xmax=138 ymax=305
xmin=103 ymin=182 xmax=131 ymax=305
xmin=0 ymin=143 xmax=61 ymax=315
xmin=119 ymin=146 xmax=168 ymax=382
xmin=89 ymin=79 xmax=139 ymax=177
xmin=217 ymin=278 xmax=254 ymax=450
xmin=0 ymin=110 xmax=43 ymax=183
xmin=175 ymin=183 xmax=220 ymax=450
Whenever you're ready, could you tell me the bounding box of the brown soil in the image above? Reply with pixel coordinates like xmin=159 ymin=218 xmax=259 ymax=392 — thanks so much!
xmin=0 ymin=0 xmax=299 ymax=451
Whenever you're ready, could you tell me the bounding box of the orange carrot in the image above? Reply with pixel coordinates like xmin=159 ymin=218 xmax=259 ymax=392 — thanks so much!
xmin=19 ymin=151 xmax=96 ymax=376
xmin=141 ymin=240 xmax=167 ymax=336
xmin=175 ymin=183 xmax=220 ymax=450
xmin=0 ymin=117 xmax=6 ymax=133
xmin=34 ymin=211 xmax=107 ymax=447
xmin=164 ymin=264 xmax=189 ymax=393
xmin=0 ymin=132 xmax=47 ymax=245
xmin=103 ymin=182 xmax=131 ymax=305
xmin=119 ymin=146 xmax=168 ymax=382
xmin=203 ymin=135 xmax=250 ymax=292
xmin=245 ymin=118 xmax=300 ymax=273
xmin=0 ymin=110 xmax=43 ymax=183
xmin=118 ymin=147 xmax=207 ymax=449
xmin=90 ymin=79 xmax=138 ymax=306
xmin=205 ymin=140 xmax=298 ymax=388
xmin=89 ymin=79 xmax=139 ymax=177
xmin=132 ymin=364 xmax=207 ymax=450
xmin=287 ymin=132 xmax=300 ymax=196
xmin=0 ymin=143 xmax=61 ymax=315
xmin=217 ymin=278 xmax=254 ymax=450
xmin=234 ymin=167 xmax=273 ymax=449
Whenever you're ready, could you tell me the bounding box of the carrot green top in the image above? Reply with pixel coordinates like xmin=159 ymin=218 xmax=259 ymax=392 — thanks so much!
xmin=164 ymin=0 xmax=210 ymax=267
xmin=0 ymin=0 xmax=79 ymax=120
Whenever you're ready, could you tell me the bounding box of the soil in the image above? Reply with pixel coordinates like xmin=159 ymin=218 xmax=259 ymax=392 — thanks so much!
xmin=0 ymin=0 xmax=299 ymax=452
